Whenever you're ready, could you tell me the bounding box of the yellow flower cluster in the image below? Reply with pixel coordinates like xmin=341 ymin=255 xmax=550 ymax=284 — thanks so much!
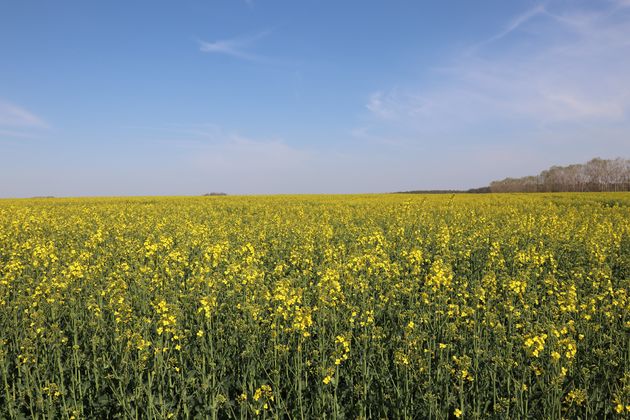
xmin=0 ymin=193 xmax=628 ymax=418
xmin=524 ymin=333 xmax=548 ymax=357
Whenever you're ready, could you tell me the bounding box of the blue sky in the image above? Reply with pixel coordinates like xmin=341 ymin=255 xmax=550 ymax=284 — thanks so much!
xmin=1 ymin=0 xmax=629 ymax=196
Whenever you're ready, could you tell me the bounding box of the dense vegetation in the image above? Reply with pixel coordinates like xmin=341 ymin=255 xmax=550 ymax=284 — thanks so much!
xmin=0 ymin=194 xmax=629 ymax=418
xmin=490 ymin=158 xmax=630 ymax=193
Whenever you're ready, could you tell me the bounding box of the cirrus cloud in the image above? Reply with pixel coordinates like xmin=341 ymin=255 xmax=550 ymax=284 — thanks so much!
xmin=0 ymin=100 xmax=48 ymax=142
xmin=363 ymin=2 xmax=630 ymax=132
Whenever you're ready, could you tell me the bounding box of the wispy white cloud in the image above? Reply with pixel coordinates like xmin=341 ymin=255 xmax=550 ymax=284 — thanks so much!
xmin=145 ymin=124 xmax=310 ymax=166
xmin=364 ymin=1 xmax=630 ymax=131
xmin=181 ymin=130 xmax=440 ymax=193
xmin=0 ymin=100 xmax=47 ymax=128
xmin=198 ymin=31 xmax=269 ymax=61
xmin=366 ymin=90 xmax=428 ymax=121
xmin=467 ymin=4 xmax=547 ymax=54
xmin=132 ymin=122 xmax=433 ymax=194
xmin=0 ymin=100 xmax=48 ymax=141
xmin=354 ymin=0 xmax=630 ymax=188
xmin=190 ymin=133 xmax=310 ymax=174
xmin=132 ymin=123 xmax=328 ymax=194
xmin=499 ymin=4 xmax=547 ymax=38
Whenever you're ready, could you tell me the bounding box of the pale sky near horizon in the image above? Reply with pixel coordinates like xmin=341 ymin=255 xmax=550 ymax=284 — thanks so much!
xmin=1 ymin=0 xmax=629 ymax=197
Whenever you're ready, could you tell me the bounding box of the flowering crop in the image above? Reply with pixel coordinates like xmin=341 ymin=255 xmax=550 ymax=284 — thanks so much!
xmin=0 ymin=193 xmax=629 ymax=418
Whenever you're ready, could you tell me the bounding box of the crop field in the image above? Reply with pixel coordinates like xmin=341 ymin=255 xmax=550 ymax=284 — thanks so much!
xmin=0 ymin=193 xmax=629 ymax=419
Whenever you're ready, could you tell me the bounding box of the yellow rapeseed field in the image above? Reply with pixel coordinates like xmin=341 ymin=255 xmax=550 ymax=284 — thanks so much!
xmin=0 ymin=193 xmax=629 ymax=418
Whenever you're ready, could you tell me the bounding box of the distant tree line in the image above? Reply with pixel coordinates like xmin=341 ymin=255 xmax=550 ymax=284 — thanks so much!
xmin=489 ymin=158 xmax=630 ymax=193
xmin=395 ymin=187 xmax=490 ymax=194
